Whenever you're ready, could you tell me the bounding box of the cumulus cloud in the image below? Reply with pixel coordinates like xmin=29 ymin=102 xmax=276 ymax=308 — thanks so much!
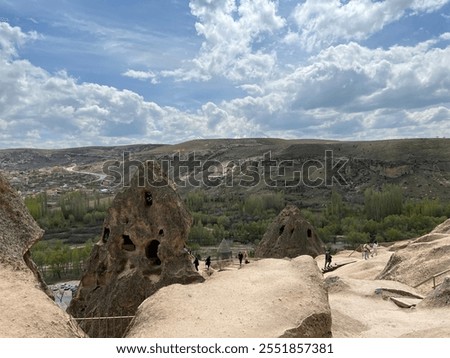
xmin=162 ymin=0 xmax=285 ymax=82
xmin=292 ymin=0 xmax=450 ymax=51
xmin=0 ymin=21 xmax=265 ymax=148
xmin=0 ymin=22 xmax=40 ymax=58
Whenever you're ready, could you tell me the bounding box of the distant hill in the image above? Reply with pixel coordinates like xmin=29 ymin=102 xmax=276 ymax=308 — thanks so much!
xmin=1 ymin=138 xmax=449 ymax=208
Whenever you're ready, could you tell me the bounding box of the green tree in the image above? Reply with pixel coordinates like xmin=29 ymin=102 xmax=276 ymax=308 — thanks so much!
xmin=364 ymin=185 xmax=403 ymax=221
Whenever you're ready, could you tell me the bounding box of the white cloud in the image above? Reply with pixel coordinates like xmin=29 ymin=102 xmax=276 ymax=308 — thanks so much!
xmin=0 ymin=21 xmax=40 ymax=58
xmin=162 ymin=0 xmax=285 ymax=82
xmin=0 ymin=21 xmax=266 ymax=148
xmin=122 ymin=69 xmax=159 ymax=84
xmin=292 ymin=0 xmax=450 ymax=51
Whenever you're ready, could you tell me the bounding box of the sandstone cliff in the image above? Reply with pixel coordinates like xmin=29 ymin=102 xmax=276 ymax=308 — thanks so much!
xmin=0 ymin=173 xmax=85 ymax=337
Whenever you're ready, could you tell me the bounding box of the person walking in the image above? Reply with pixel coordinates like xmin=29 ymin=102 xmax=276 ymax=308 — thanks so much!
xmin=238 ymin=252 xmax=244 ymax=267
xmin=363 ymin=243 xmax=370 ymax=260
xmin=205 ymin=256 xmax=211 ymax=270
xmin=193 ymin=256 xmax=199 ymax=271
xmin=324 ymin=250 xmax=332 ymax=270
xmin=243 ymin=250 xmax=249 ymax=264
xmin=372 ymin=241 xmax=378 ymax=257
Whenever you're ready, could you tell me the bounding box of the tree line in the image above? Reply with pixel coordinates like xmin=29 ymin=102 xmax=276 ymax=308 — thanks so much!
xmin=31 ymin=239 xmax=94 ymax=283
xmin=184 ymin=185 xmax=449 ymax=249
xmin=25 ymin=191 xmax=111 ymax=230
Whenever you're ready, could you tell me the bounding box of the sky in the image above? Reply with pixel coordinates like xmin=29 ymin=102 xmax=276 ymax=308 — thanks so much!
xmin=0 ymin=0 xmax=449 ymax=149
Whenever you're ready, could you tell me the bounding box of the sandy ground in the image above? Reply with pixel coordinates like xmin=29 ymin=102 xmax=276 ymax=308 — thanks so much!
xmin=317 ymin=247 xmax=450 ymax=338
xmin=0 ymin=267 xmax=84 ymax=338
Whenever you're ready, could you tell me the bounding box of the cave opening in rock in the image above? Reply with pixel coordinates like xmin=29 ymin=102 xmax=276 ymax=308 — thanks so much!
xmin=102 ymin=227 xmax=110 ymax=242
xmin=307 ymin=229 xmax=312 ymax=238
xmin=159 ymin=229 xmax=164 ymax=236
xmin=146 ymin=240 xmax=161 ymax=265
xmin=122 ymin=235 xmax=136 ymax=251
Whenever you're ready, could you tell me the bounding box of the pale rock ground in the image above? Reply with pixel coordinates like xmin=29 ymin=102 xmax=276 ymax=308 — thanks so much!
xmin=317 ymin=247 xmax=450 ymax=338
xmin=126 ymin=256 xmax=332 ymax=338
xmin=0 ymin=266 xmax=85 ymax=338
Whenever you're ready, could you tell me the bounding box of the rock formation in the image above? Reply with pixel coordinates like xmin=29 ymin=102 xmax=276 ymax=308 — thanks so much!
xmin=376 ymin=218 xmax=450 ymax=295
xmin=255 ymin=205 xmax=324 ymax=259
xmin=0 ymin=173 xmax=44 ymax=271
xmin=419 ymin=277 xmax=450 ymax=308
xmin=125 ymin=256 xmax=332 ymax=338
xmin=0 ymin=173 xmax=85 ymax=337
xmin=68 ymin=161 xmax=204 ymax=337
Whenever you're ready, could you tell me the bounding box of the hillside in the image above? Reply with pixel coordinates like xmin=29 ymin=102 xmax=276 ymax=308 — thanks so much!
xmin=1 ymin=138 xmax=449 ymax=207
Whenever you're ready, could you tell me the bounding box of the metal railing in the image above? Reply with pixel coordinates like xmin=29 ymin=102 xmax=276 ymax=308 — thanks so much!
xmin=74 ymin=315 xmax=135 ymax=338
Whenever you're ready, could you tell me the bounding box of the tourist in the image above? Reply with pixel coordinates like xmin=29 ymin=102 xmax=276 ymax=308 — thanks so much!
xmin=193 ymin=256 xmax=199 ymax=271
xmin=205 ymin=256 xmax=211 ymax=270
xmin=243 ymin=250 xmax=249 ymax=264
xmin=363 ymin=243 xmax=370 ymax=260
xmin=324 ymin=250 xmax=332 ymax=269
xmin=238 ymin=251 xmax=243 ymax=266
xmin=372 ymin=241 xmax=378 ymax=257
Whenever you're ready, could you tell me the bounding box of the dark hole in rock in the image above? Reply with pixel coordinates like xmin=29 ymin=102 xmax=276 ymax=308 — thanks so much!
xmin=290 ymin=228 xmax=294 ymax=234
xmin=279 ymin=225 xmax=285 ymax=235
xmin=307 ymin=229 xmax=312 ymax=238
xmin=145 ymin=192 xmax=153 ymax=206
xmin=102 ymin=227 xmax=110 ymax=242
xmin=159 ymin=229 xmax=164 ymax=236
xmin=146 ymin=240 xmax=161 ymax=265
xmin=122 ymin=235 xmax=136 ymax=251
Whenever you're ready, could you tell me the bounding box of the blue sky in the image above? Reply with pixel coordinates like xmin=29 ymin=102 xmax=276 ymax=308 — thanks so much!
xmin=0 ymin=0 xmax=449 ymax=148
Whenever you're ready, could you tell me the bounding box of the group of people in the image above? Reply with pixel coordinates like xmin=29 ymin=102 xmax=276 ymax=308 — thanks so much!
xmin=362 ymin=241 xmax=378 ymax=260
xmin=193 ymin=256 xmax=211 ymax=271
xmin=191 ymin=250 xmax=250 ymax=272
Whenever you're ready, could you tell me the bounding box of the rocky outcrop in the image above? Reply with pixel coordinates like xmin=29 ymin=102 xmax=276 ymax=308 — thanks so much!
xmin=0 ymin=173 xmax=85 ymax=337
xmin=419 ymin=277 xmax=450 ymax=308
xmin=0 ymin=172 xmax=51 ymax=296
xmin=126 ymin=256 xmax=332 ymax=338
xmin=68 ymin=161 xmax=204 ymax=337
xmin=0 ymin=174 xmax=43 ymax=268
xmin=255 ymin=205 xmax=324 ymax=259
xmin=377 ymin=219 xmax=450 ymax=295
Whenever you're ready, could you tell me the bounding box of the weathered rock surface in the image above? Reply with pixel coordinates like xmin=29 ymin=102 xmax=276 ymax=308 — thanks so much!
xmin=126 ymin=256 xmax=332 ymax=338
xmin=0 ymin=173 xmax=85 ymax=337
xmin=0 ymin=175 xmax=48 ymax=296
xmin=0 ymin=173 xmax=43 ymax=270
xmin=390 ymin=297 xmax=422 ymax=308
xmin=419 ymin=277 xmax=450 ymax=308
xmin=376 ymin=219 xmax=450 ymax=295
xmin=255 ymin=205 xmax=324 ymax=259
xmin=68 ymin=161 xmax=204 ymax=337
